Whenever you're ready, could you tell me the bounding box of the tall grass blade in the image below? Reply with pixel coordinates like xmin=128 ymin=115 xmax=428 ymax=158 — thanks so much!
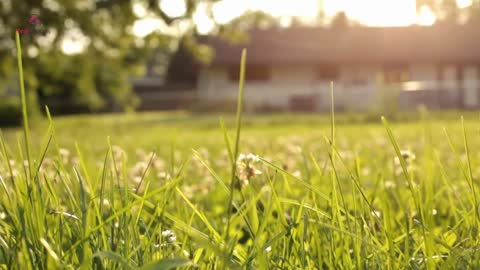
xmin=226 ymin=48 xmax=247 ymax=241
xmin=15 ymin=31 xmax=32 ymax=179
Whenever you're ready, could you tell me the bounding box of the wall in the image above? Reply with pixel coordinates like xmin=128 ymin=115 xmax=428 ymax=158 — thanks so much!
xmin=198 ymin=63 xmax=480 ymax=111
xmin=197 ymin=65 xmax=380 ymax=111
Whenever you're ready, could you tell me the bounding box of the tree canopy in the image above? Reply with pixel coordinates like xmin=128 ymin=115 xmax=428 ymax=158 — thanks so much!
xmin=0 ymin=0 xmax=220 ymax=113
xmin=417 ymin=0 xmax=480 ymax=23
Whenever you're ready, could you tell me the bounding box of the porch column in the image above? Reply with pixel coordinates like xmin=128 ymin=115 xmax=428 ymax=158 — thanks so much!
xmin=463 ymin=66 xmax=479 ymax=109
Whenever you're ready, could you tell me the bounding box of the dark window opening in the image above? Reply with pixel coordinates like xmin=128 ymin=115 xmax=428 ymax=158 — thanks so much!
xmin=383 ymin=63 xmax=409 ymax=83
xmin=346 ymin=78 xmax=368 ymax=87
xmin=228 ymin=65 xmax=271 ymax=82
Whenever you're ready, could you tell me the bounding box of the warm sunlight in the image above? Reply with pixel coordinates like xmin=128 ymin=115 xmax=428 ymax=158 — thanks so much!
xmin=323 ymin=0 xmax=418 ymax=26
xmin=133 ymin=0 xmax=441 ymax=36
xmin=456 ymin=0 xmax=473 ymax=9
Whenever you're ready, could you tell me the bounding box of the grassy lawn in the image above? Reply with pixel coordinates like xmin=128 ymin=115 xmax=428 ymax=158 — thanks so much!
xmin=3 ymin=37 xmax=480 ymax=269
xmin=2 ymin=109 xmax=480 ymax=269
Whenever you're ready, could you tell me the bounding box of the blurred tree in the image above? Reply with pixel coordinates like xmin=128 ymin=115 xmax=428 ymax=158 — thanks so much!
xmin=0 ymin=0 xmax=219 ymax=114
xmin=220 ymin=10 xmax=280 ymax=31
xmin=166 ymin=34 xmax=212 ymax=84
xmin=467 ymin=0 xmax=480 ymax=21
xmin=331 ymin=12 xmax=350 ymax=28
xmin=416 ymin=0 xmax=480 ymax=23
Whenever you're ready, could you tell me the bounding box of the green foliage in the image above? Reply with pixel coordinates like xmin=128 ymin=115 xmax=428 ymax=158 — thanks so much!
xmin=0 ymin=0 xmax=221 ymax=114
xmin=416 ymin=0 xmax=480 ymax=22
xmin=3 ymin=106 xmax=480 ymax=268
xmin=0 ymin=97 xmax=21 ymax=126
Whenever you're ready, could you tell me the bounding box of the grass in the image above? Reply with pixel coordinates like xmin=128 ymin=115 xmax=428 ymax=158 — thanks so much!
xmin=1 ymin=32 xmax=480 ymax=269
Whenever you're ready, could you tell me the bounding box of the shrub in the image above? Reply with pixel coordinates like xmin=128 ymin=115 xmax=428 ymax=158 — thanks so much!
xmin=0 ymin=97 xmax=22 ymax=126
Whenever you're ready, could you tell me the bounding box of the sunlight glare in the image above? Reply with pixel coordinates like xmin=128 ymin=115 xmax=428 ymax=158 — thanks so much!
xmin=133 ymin=18 xmax=163 ymax=37
xmin=456 ymin=0 xmax=473 ymax=9
xmin=212 ymin=0 xmax=248 ymax=24
xmin=194 ymin=3 xmax=215 ymax=34
xmin=159 ymin=0 xmax=186 ymax=18
xmin=417 ymin=5 xmax=436 ymax=25
xmin=132 ymin=2 xmax=147 ymax=17
xmin=137 ymin=0 xmax=444 ymax=37
xmin=247 ymin=0 xmax=319 ymax=17
xmin=324 ymin=0 xmax=417 ymax=26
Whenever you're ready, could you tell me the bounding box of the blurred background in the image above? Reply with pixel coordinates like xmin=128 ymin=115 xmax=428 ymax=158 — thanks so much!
xmin=1 ymin=0 xmax=480 ymax=126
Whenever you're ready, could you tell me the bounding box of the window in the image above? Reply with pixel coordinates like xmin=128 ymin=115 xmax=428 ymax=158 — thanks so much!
xmin=346 ymin=78 xmax=368 ymax=87
xmin=228 ymin=65 xmax=271 ymax=82
xmin=316 ymin=64 xmax=339 ymax=81
xmin=383 ymin=63 xmax=410 ymax=83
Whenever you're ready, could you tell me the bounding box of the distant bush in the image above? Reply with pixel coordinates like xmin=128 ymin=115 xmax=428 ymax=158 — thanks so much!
xmin=0 ymin=97 xmax=22 ymax=126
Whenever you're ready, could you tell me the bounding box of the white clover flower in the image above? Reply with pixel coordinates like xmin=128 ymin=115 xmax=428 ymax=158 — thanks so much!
xmin=153 ymin=159 xmax=165 ymax=171
xmin=162 ymin=229 xmax=177 ymax=243
xmin=361 ymin=167 xmax=371 ymax=176
xmin=236 ymin=153 xmax=262 ymax=188
xmin=371 ymin=210 xmax=381 ymax=218
xmin=59 ymin=148 xmax=70 ymax=157
xmin=168 ymin=234 xmax=177 ymax=242
xmin=0 ymin=212 xmax=6 ymax=220
xmin=157 ymin=171 xmax=169 ymax=179
xmin=237 ymin=153 xmax=260 ymax=163
xmin=161 ymin=230 xmax=173 ymax=237
xmin=238 ymin=153 xmax=246 ymax=162
xmin=102 ymin=199 xmax=110 ymax=207
xmin=385 ymin=180 xmax=397 ymax=189
xmin=292 ymin=170 xmax=302 ymax=178
xmin=246 ymin=153 xmax=260 ymax=162
xmin=130 ymin=161 xmax=148 ymax=179
xmin=133 ymin=176 xmax=142 ymax=184
xmin=112 ymin=145 xmax=126 ymax=162
xmin=265 ymin=246 xmax=272 ymax=253
xmin=394 ymin=150 xmax=416 ymax=166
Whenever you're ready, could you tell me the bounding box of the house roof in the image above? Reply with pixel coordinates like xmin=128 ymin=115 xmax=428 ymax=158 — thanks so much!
xmin=204 ymin=23 xmax=480 ymax=66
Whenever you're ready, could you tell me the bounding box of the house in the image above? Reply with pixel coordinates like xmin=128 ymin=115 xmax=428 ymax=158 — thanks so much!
xmin=198 ymin=23 xmax=480 ymax=111
xmin=131 ymin=76 xmax=196 ymax=111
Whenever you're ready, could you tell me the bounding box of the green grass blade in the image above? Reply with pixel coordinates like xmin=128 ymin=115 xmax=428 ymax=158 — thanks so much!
xmin=15 ymin=31 xmax=32 ymax=179
xmin=226 ymin=48 xmax=247 ymax=241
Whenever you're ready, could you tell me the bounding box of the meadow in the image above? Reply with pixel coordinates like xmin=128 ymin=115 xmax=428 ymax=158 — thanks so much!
xmin=2 ymin=39 xmax=480 ymax=269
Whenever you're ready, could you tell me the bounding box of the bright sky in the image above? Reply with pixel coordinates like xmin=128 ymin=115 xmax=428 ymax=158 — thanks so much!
xmin=131 ymin=0 xmax=476 ymax=36
xmin=64 ymin=0 xmax=474 ymax=53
